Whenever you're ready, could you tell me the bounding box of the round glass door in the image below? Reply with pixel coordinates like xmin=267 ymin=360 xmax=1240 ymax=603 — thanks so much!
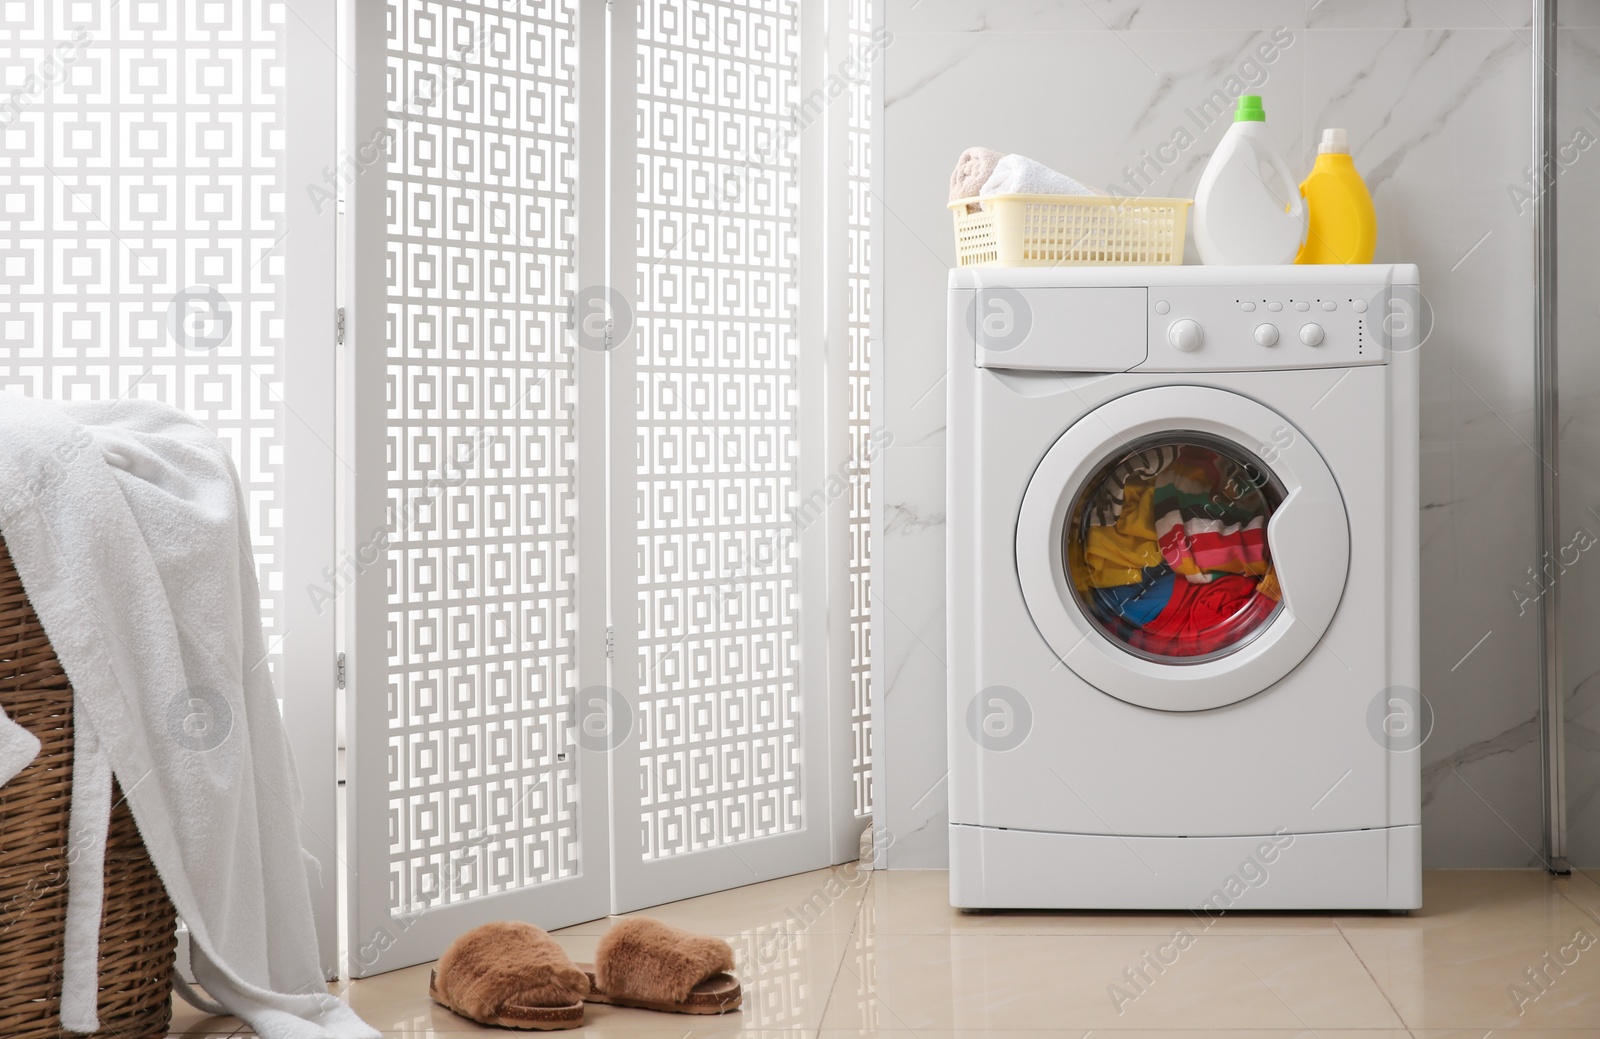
xmin=1064 ymin=432 xmax=1284 ymax=664
xmin=1015 ymin=385 xmax=1349 ymax=711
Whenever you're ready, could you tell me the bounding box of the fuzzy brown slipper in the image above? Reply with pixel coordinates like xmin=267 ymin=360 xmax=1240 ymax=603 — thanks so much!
xmin=577 ymin=917 xmax=742 ymax=1015
xmin=430 ymin=921 xmax=589 ymax=1030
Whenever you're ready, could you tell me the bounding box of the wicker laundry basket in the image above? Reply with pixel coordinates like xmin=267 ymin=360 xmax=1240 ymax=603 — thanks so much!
xmin=0 ymin=535 xmax=176 ymax=1039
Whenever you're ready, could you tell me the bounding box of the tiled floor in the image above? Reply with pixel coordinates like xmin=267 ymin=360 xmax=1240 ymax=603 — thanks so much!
xmin=170 ymin=866 xmax=1600 ymax=1038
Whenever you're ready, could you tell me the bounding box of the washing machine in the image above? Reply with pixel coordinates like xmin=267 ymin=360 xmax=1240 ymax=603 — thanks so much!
xmin=947 ymin=265 xmax=1421 ymax=911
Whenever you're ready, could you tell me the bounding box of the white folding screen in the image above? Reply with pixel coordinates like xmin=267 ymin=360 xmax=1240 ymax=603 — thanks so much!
xmin=0 ymin=0 xmax=875 ymax=983
xmin=344 ymin=0 xmax=877 ymax=971
xmin=0 ymin=0 xmax=342 ymax=971
xmin=344 ymin=0 xmax=610 ymax=976
xmin=847 ymin=0 xmax=874 ymax=824
xmin=606 ymin=0 xmax=831 ymax=909
xmin=629 ymin=0 xmax=807 ymax=865
xmin=814 ymin=0 xmax=877 ymax=856
xmin=0 ymin=3 xmax=286 ymax=640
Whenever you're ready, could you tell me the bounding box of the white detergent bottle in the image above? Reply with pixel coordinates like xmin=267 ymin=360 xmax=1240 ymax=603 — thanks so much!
xmin=1193 ymin=95 xmax=1307 ymax=265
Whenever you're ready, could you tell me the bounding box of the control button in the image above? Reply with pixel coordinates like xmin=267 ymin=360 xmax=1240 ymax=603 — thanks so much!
xmin=1254 ymin=323 xmax=1280 ymax=347
xmin=1240 ymin=301 xmax=1256 ymax=312
xmin=1267 ymin=301 xmax=1283 ymax=312
xmin=1294 ymin=300 xmax=1311 ymax=312
xmin=1299 ymin=323 xmax=1326 ymax=347
xmin=1352 ymin=298 xmax=1368 ymax=313
xmin=1154 ymin=300 xmax=1170 ymax=315
xmin=1167 ymin=318 xmax=1204 ymax=352
xmin=1321 ymin=300 xmax=1337 ymax=311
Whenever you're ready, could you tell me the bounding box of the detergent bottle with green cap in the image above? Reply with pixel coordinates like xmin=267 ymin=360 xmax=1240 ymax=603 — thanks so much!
xmin=1193 ymin=94 xmax=1307 ymax=265
xmin=1295 ymin=128 xmax=1377 ymax=264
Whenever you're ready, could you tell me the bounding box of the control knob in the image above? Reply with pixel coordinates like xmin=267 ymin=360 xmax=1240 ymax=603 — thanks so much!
xmin=1167 ymin=319 xmax=1204 ymax=352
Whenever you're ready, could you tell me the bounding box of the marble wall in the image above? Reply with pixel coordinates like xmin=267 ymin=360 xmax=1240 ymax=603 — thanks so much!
xmin=870 ymin=0 xmax=1550 ymax=868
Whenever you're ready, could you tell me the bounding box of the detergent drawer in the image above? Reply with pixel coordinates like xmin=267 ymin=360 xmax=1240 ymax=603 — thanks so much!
xmin=970 ymin=286 xmax=1147 ymax=371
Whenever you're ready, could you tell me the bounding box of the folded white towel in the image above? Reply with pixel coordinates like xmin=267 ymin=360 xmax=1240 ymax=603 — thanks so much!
xmin=0 ymin=392 xmax=376 ymax=1039
xmin=980 ymin=153 xmax=1099 ymax=198
xmin=0 ymin=704 xmax=40 ymax=787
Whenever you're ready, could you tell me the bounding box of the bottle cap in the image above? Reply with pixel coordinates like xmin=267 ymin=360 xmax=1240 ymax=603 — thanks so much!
xmin=1318 ymin=128 xmax=1350 ymax=154
xmin=1235 ymin=95 xmax=1266 ymax=122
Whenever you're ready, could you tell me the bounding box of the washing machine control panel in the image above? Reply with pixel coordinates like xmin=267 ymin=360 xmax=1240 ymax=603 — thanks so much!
xmin=1138 ymin=285 xmax=1388 ymax=371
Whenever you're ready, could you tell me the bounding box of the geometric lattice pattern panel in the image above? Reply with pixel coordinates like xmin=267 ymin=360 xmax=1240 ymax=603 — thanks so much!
xmin=848 ymin=0 xmax=873 ymax=819
xmin=0 ymin=0 xmax=287 ymax=665
xmin=633 ymin=0 xmax=803 ymax=859
xmin=384 ymin=0 xmax=581 ymax=913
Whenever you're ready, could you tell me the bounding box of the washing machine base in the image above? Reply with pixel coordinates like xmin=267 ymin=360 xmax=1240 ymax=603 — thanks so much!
xmin=949 ymin=823 xmax=1421 ymax=911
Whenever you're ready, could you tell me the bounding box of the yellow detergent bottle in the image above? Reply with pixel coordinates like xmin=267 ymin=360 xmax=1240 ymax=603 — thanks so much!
xmin=1296 ymin=128 xmax=1377 ymax=264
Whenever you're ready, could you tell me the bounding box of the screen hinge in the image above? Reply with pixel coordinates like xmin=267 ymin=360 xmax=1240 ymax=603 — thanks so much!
xmin=335 ymin=306 xmax=346 ymax=346
xmin=605 ymin=626 xmax=615 ymax=659
xmin=336 ymin=651 xmax=347 ymax=690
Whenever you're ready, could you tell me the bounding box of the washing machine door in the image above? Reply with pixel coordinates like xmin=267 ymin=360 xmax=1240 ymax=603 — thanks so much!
xmin=1015 ymin=385 xmax=1349 ymax=711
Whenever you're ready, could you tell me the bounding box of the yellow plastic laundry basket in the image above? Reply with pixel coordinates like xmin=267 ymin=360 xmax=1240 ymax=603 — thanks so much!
xmin=950 ymin=193 xmax=1192 ymax=267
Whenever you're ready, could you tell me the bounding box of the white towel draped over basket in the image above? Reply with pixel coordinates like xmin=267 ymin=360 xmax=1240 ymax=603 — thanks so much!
xmin=0 ymin=392 xmax=376 ymax=1039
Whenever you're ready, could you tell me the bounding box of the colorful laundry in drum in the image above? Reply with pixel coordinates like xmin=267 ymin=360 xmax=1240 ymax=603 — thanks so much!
xmin=1070 ymin=442 xmax=1281 ymax=658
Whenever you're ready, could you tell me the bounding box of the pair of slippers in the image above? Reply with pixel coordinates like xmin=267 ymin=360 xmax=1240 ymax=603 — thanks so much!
xmin=429 ymin=916 xmax=742 ymax=1030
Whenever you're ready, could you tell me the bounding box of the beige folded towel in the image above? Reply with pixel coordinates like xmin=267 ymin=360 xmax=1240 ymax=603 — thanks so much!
xmin=949 ymin=146 xmax=1002 ymax=212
